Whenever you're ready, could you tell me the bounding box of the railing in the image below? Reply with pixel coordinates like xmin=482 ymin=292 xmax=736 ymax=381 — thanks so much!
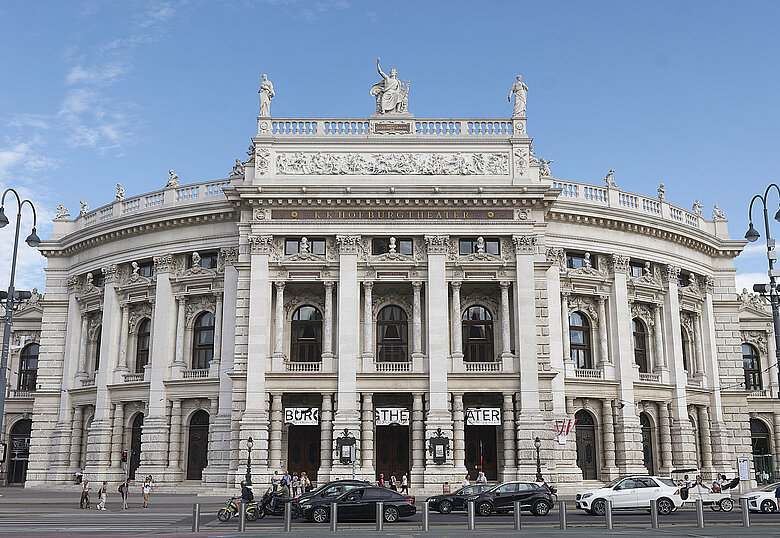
xmin=639 ymin=372 xmax=661 ymax=383
xmin=80 ymin=378 xmax=96 ymax=387
xmin=687 ymin=377 xmax=703 ymax=388
xmin=464 ymin=361 xmax=502 ymax=373
xmin=182 ymin=368 xmax=210 ymax=379
xmin=6 ymin=389 xmax=31 ymax=398
xmin=123 ymin=373 xmax=144 ymax=383
xmin=574 ymin=368 xmax=603 ymax=380
xmin=750 ymin=388 xmax=769 ymax=398
xmin=285 ymin=361 xmax=322 ymax=372
xmin=266 ymin=118 xmax=514 ymax=137
xmin=375 ymin=361 xmax=411 ymax=373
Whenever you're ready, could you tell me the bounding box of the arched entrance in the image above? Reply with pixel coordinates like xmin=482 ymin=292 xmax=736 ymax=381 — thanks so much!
xmin=8 ymin=419 xmax=31 ymax=485
xmin=575 ymin=410 xmax=597 ymax=480
xmin=129 ymin=413 xmax=143 ymax=479
xmin=640 ymin=412 xmax=655 ymax=475
xmin=751 ymin=418 xmax=774 ymax=484
xmin=187 ymin=410 xmax=209 ymax=480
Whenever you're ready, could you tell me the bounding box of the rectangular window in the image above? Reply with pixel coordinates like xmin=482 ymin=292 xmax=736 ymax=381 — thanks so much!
xmin=193 ymin=252 xmax=218 ymax=269
xmin=93 ymin=272 xmax=105 ymax=287
xmin=678 ymin=273 xmax=688 ymax=287
xmin=459 ymin=238 xmax=500 ymax=255
xmin=629 ymin=262 xmax=645 ymax=278
xmin=285 ymin=238 xmax=326 ymax=256
xmin=372 ymin=237 xmax=413 ymax=255
xmin=137 ymin=261 xmax=154 ymax=277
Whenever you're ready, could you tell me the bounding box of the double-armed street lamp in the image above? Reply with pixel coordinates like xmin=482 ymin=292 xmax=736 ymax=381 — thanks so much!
xmin=745 ymin=184 xmax=780 ymax=399
xmin=246 ymin=436 xmax=254 ymax=486
xmin=0 ymin=189 xmax=40 ymax=455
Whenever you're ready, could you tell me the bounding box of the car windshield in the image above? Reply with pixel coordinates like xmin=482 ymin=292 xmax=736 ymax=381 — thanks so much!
xmin=603 ymin=477 xmax=623 ymax=488
xmin=760 ymin=482 xmax=780 ymax=492
xmin=656 ymin=478 xmax=676 ymax=487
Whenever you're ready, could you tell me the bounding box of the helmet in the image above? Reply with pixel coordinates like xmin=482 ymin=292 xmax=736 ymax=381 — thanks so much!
xmin=240 ymin=480 xmax=246 ymax=486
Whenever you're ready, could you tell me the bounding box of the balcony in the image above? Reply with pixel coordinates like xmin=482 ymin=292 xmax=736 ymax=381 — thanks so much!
xmin=464 ymin=361 xmax=502 ymax=373
xmin=750 ymin=389 xmax=770 ymax=398
xmin=639 ymin=372 xmax=661 ymax=383
xmin=574 ymin=368 xmax=603 ymax=380
xmin=6 ymin=389 xmax=32 ymax=399
xmin=122 ymin=373 xmax=145 ymax=383
xmin=284 ymin=361 xmax=322 ymax=373
xmin=182 ymin=368 xmax=210 ymax=379
xmin=375 ymin=361 xmax=411 ymax=373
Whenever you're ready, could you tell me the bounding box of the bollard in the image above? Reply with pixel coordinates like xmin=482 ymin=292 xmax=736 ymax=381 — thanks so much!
xmin=605 ymin=499 xmax=613 ymax=530
xmin=650 ymin=498 xmax=659 ymax=529
xmin=376 ymin=501 xmax=384 ymax=531
xmin=192 ymin=503 xmax=200 ymax=532
xmin=422 ymin=501 xmax=430 ymax=532
xmin=284 ymin=501 xmax=292 ymax=532
xmin=513 ymin=500 xmax=521 ymax=530
xmin=330 ymin=502 xmax=338 ymax=532
xmin=696 ymin=498 xmax=704 ymax=529
xmin=467 ymin=500 xmax=476 ymax=531
xmin=238 ymin=502 xmax=246 ymax=533
xmin=740 ymin=497 xmax=750 ymax=528
xmin=558 ymin=500 xmax=567 ymax=530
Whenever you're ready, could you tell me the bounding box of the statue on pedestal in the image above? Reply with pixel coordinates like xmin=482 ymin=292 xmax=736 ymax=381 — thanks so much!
xmin=712 ymin=204 xmax=726 ymax=220
xmin=370 ymin=58 xmax=410 ymax=114
xmin=258 ymin=74 xmax=275 ymax=117
xmin=604 ymin=169 xmax=617 ymax=188
xmin=508 ymin=75 xmax=528 ymax=117
xmin=79 ymin=200 xmax=89 ymax=217
xmin=55 ymin=204 xmax=69 ymax=220
xmin=692 ymin=199 xmax=703 ymax=216
xmin=116 ymin=183 xmax=125 ymax=200
xmin=657 ymin=183 xmax=666 ymax=200
xmin=167 ymin=169 xmax=179 ymax=187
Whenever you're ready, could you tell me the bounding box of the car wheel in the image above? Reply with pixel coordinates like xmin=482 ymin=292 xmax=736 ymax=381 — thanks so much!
xmin=533 ymin=500 xmax=550 ymax=516
xmin=591 ymin=499 xmax=606 ymax=516
xmin=761 ymin=500 xmax=777 ymax=513
xmin=477 ymin=502 xmax=493 ymax=516
xmin=438 ymin=500 xmax=453 ymax=514
xmin=217 ymin=508 xmax=231 ymax=522
xmin=312 ymin=506 xmax=328 ymax=523
xmin=719 ymin=498 xmax=733 ymax=512
xmin=656 ymin=498 xmax=673 ymax=516
xmin=383 ymin=506 xmax=399 ymax=523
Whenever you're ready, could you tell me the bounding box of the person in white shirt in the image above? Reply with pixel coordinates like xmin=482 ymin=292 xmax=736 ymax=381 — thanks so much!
xmin=401 ymin=474 xmax=409 ymax=494
xmin=461 ymin=474 xmax=470 ymax=487
xmin=476 ymin=471 xmax=487 ymax=484
xmin=271 ymin=471 xmax=281 ymax=492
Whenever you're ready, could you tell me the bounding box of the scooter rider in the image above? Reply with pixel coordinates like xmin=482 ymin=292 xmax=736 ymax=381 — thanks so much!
xmin=271 ymin=481 xmax=291 ymax=513
xmin=235 ymin=480 xmax=254 ymax=506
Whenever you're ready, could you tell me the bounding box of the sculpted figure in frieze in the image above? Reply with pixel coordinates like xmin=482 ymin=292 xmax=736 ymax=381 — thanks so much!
xmin=258 ymin=73 xmax=275 ymax=117
xmin=370 ymin=58 xmax=410 ymax=114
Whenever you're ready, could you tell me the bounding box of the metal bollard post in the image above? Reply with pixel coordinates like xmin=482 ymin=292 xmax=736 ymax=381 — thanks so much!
xmin=696 ymin=498 xmax=704 ymax=528
xmin=740 ymin=497 xmax=750 ymax=527
xmin=330 ymin=502 xmax=338 ymax=532
xmin=376 ymin=501 xmax=384 ymax=531
xmin=192 ymin=503 xmax=200 ymax=532
xmin=605 ymin=499 xmax=613 ymax=530
xmin=422 ymin=501 xmax=430 ymax=531
xmin=513 ymin=500 xmax=521 ymax=530
xmin=467 ymin=500 xmax=476 ymax=531
xmin=650 ymin=498 xmax=659 ymax=529
xmin=558 ymin=500 xmax=567 ymax=530
xmin=284 ymin=501 xmax=292 ymax=532
xmin=238 ymin=502 xmax=246 ymax=533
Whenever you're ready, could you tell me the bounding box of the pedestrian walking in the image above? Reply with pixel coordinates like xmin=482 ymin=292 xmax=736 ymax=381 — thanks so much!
xmin=271 ymin=470 xmax=281 ymax=492
xmin=378 ymin=473 xmax=386 ymax=487
xmin=476 ymin=471 xmax=487 ymax=484
xmin=303 ymin=472 xmax=312 ymax=492
xmin=292 ymin=473 xmax=300 ymax=496
xmin=80 ymin=480 xmax=91 ymax=509
xmin=461 ymin=474 xmax=470 ymax=487
xmin=142 ymin=476 xmax=154 ymax=508
xmin=97 ymin=482 xmax=108 ymax=510
xmin=119 ymin=478 xmax=131 ymax=509
xmin=775 ymin=482 xmax=780 ymax=510
xmin=400 ymin=473 xmax=409 ymax=495
xmin=389 ymin=474 xmax=397 ymax=491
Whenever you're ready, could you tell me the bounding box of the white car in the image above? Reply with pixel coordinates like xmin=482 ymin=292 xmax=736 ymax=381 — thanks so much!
xmin=739 ymin=482 xmax=780 ymax=513
xmin=575 ymin=476 xmax=683 ymax=515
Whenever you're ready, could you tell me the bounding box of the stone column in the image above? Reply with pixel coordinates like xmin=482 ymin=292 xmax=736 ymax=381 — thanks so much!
xmin=273 ymin=281 xmax=285 ymax=358
xmin=77 ymin=315 xmax=89 ymax=379
xmin=697 ymin=406 xmax=714 ymax=473
xmin=363 ymin=281 xmax=374 ymax=359
xmin=110 ymin=402 xmax=124 ymax=468
xmin=322 ymin=282 xmax=335 ymax=360
xmin=653 ymin=305 xmax=667 ymax=376
xmin=500 ymin=281 xmax=512 ymax=358
xmin=693 ymin=313 xmax=705 ymax=377
xmin=451 ymin=281 xmax=463 ymax=359
xmin=70 ymin=406 xmax=84 ymax=469
xmin=597 ymin=297 xmax=610 ymax=370
xmin=212 ymin=293 xmax=223 ymax=366
xmin=269 ymin=392 xmax=283 ymax=471
xmin=502 ymin=393 xmax=516 ymax=480
xmin=360 ymin=393 xmax=374 ymax=477
xmin=411 ymin=393 xmax=426 ymax=483
xmin=561 ymin=292 xmax=572 ymax=374
xmin=658 ymin=401 xmax=673 ymax=476
xmin=167 ymin=399 xmax=183 ymax=471
xmin=117 ymin=305 xmax=129 ymax=377
xmin=412 ymin=282 xmax=423 ymax=359
xmin=451 ymin=393 xmax=466 ymax=476
xmin=334 ymin=236 xmax=361 ymax=436
xmin=601 ymin=399 xmax=618 ymax=478
xmin=173 ymin=296 xmax=187 ymax=373
xmin=320 ymin=393 xmax=333 ymax=475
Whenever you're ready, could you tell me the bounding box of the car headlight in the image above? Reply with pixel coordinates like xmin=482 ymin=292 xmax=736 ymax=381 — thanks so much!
xmin=581 ymin=493 xmax=592 ymax=499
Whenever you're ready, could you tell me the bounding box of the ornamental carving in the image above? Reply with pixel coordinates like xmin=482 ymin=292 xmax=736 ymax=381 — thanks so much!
xmin=67 ymin=276 xmax=82 ymax=293
xmin=185 ymin=295 xmax=217 ymax=325
xmin=128 ymin=302 xmax=153 ymax=333
xmin=372 ymin=291 xmax=412 ymax=317
xmin=249 ymin=235 xmax=273 ymax=254
xmin=275 ymin=152 xmax=510 ymax=176
xmin=336 ymin=235 xmax=361 ymax=254
xmin=569 ymin=254 xmax=604 ymax=276
xmin=546 ymin=247 xmax=565 ymax=268
xmin=609 ymin=254 xmax=630 ymax=274
xmin=630 ymin=302 xmax=655 ymax=328
xmin=256 ymin=148 xmax=271 ymax=175
xmin=425 ymin=235 xmax=450 ymax=254
xmin=741 ymin=330 xmax=768 ymax=355
xmin=666 ymin=264 xmax=681 ymax=282
xmin=513 ymin=234 xmax=537 ymax=254
xmin=680 ymin=311 xmax=695 ymax=333
xmin=124 ymin=262 xmax=152 ymax=286
xmin=219 ymin=247 xmax=239 ymax=268
xmin=88 ymin=316 xmax=102 ymax=342
xmin=567 ymin=294 xmax=599 ymax=324
xmin=154 ymin=254 xmax=176 ymax=274
xmin=461 ymin=288 xmax=499 ymax=316
xmin=102 ymin=264 xmax=119 ymax=284
xmin=513 ymin=148 xmax=527 ymax=176
xmin=630 ymin=261 xmax=662 ymax=286
xmin=284 ymin=289 xmax=326 ymax=318
xmin=706 ymin=276 xmax=715 ymax=292
xmin=739 ymin=288 xmax=768 ymax=312
xmin=13 ymin=331 xmax=40 ymax=347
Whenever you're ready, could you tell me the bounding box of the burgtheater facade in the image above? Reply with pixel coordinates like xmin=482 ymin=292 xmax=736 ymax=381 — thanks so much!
xmin=6 ymin=69 xmax=779 ymax=492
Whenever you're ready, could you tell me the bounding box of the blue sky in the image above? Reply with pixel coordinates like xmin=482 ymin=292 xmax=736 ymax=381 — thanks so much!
xmin=1 ymin=0 xmax=779 ymax=291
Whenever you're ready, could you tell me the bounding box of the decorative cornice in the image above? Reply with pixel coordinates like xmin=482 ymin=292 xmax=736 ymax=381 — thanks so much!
xmin=249 ymin=234 xmax=273 ymax=254
xmin=512 ymin=234 xmax=537 ymax=254
xmin=424 ymin=235 xmax=450 ymax=254
xmin=336 ymin=235 xmax=361 ymax=254
xmin=153 ymin=254 xmax=176 ymax=274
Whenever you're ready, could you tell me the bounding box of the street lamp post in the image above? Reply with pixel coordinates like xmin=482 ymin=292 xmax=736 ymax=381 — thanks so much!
xmin=534 ymin=436 xmax=543 ymax=482
xmin=0 ymin=189 xmax=40 ymax=449
xmin=245 ymin=436 xmax=254 ymax=486
xmin=745 ymin=184 xmax=780 ymax=399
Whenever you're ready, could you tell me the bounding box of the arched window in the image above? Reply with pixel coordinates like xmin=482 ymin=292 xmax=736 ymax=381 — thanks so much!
xmin=94 ymin=329 xmax=102 ymax=372
xmin=633 ymin=318 xmax=649 ymax=373
xmin=569 ymin=312 xmax=592 ymax=369
xmin=462 ymin=305 xmax=494 ymax=362
xmin=377 ymin=305 xmax=408 ymax=362
xmin=742 ymin=343 xmax=762 ymax=391
xmin=681 ymin=326 xmax=691 ymax=373
xmin=192 ymin=312 xmax=214 ymax=369
xmin=291 ymin=306 xmax=322 ymax=362
xmin=751 ymin=418 xmax=773 ymax=484
xmin=17 ymin=343 xmax=39 ymax=392
xmin=135 ymin=319 xmax=151 ymax=373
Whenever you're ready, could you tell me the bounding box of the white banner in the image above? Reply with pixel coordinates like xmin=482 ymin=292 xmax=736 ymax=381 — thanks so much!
xmin=466 ymin=407 xmax=501 ymax=426
xmin=284 ymin=407 xmax=319 ymax=426
xmin=375 ymin=407 xmax=410 ymax=426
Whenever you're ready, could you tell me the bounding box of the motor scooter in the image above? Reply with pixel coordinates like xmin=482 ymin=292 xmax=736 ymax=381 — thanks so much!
xmin=256 ymin=487 xmax=299 ymax=519
xmin=217 ymin=498 xmax=260 ymax=521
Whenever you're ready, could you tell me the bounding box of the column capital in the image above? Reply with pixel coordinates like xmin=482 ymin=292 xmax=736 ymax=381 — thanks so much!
xmin=499 ymin=280 xmax=511 ymax=289
xmin=274 ymin=280 xmax=286 ymax=291
xmin=153 ymin=254 xmax=176 ymax=274
xmin=336 ymin=234 xmax=361 ymax=254
xmin=450 ymin=280 xmax=462 ymax=290
xmin=512 ymin=234 xmax=537 ymax=254
xmin=219 ymin=246 xmax=239 ymax=267
xmin=545 ymin=246 xmax=565 ymax=267
xmin=608 ymin=254 xmax=630 ymax=274
xmin=363 ymin=280 xmax=374 ymax=290
xmin=705 ymin=275 xmax=715 ymax=293
xmin=101 ymin=264 xmax=119 ymax=284
xmin=324 ymin=280 xmax=336 ymax=290
xmin=412 ymin=280 xmax=423 ymax=290
xmin=424 ymin=234 xmax=450 ymax=254
xmin=597 ymin=295 xmax=606 ymax=305
xmin=666 ymin=264 xmax=681 ymax=282
xmin=249 ymin=234 xmax=273 ymax=254
xmin=67 ymin=275 xmax=82 ymax=293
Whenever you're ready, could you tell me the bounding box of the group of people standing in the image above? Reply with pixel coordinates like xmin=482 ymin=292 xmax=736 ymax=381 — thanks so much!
xmin=271 ymin=470 xmax=313 ymax=496
xmin=376 ymin=472 xmax=410 ymax=494
xmin=78 ymin=476 xmax=155 ymax=510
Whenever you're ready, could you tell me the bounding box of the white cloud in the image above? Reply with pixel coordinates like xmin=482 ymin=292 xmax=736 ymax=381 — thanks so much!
xmin=65 ymin=63 xmax=129 ymax=86
xmin=737 ymin=243 xmax=767 ymax=260
xmin=735 ymin=272 xmax=768 ymax=294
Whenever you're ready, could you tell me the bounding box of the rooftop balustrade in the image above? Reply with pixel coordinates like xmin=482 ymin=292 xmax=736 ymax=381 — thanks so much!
xmin=261 ymin=118 xmax=516 ymax=137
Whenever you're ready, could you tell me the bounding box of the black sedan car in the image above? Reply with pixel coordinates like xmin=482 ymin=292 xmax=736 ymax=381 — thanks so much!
xmin=300 ymin=487 xmax=416 ymax=523
xmin=427 ymin=484 xmax=493 ymax=513
xmin=291 ymin=480 xmax=370 ymax=515
xmin=467 ymin=481 xmax=554 ymax=516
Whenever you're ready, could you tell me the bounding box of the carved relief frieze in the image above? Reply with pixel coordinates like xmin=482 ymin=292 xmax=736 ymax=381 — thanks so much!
xmin=219 ymin=247 xmax=239 ymax=269
xmin=425 ymin=235 xmax=450 ymax=254
xmin=739 ymin=288 xmax=769 ymax=313
xmin=102 ymin=264 xmax=119 ymax=284
xmin=567 ymin=294 xmax=599 ymax=324
xmin=666 ymin=264 xmax=681 ymax=283
xmin=336 ymin=235 xmax=361 ymax=254
xmin=630 ymin=302 xmax=655 ymax=328
xmin=512 ymin=234 xmax=537 ymax=255
xmin=513 ymin=148 xmax=527 ymax=176
xmin=275 ymin=152 xmax=510 ymax=176
xmin=546 ymin=247 xmax=565 ymax=269
xmin=249 ymin=234 xmax=274 ymax=255
xmin=256 ymin=148 xmax=271 ymax=176
xmin=608 ymin=254 xmax=630 ymax=275
xmin=741 ymin=330 xmax=768 ymax=355
xmin=128 ymin=302 xmax=153 ymax=333
xmin=12 ymin=331 xmax=40 ymax=347
xmin=153 ymin=254 xmax=176 ymax=274
xmin=185 ymin=295 xmax=217 ymax=324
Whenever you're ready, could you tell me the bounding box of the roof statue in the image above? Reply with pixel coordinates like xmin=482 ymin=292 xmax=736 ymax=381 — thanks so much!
xmin=712 ymin=204 xmax=726 ymax=220
xmin=539 ymin=158 xmax=554 ymax=178
xmin=230 ymin=158 xmax=245 ymax=178
xmin=370 ymin=58 xmax=410 ymax=114
xmin=79 ymin=200 xmax=89 ymax=217
xmin=258 ymin=74 xmax=275 ymax=117
xmin=604 ymin=169 xmax=617 ymax=188
xmin=692 ymin=199 xmax=703 ymax=216
xmin=167 ymin=169 xmax=179 ymax=187
xmin=508 ymin=75 xmax=528 ymax=117
xmin=657 ymin=183 xmax=665 ymax=200
xmin=54 ymin=204 xmax=69 ymax=220
xmin=115 ymin=183 xmax=125 ymax=201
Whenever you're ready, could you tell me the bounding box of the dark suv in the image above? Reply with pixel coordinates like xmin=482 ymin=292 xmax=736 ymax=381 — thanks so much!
xmin=467 ymin=481 xmax=554 ymax=516
xmin=427 ymin=484 xmax=493 ymax=513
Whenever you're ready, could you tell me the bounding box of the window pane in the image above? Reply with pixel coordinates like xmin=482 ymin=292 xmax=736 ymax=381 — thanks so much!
xmin=285 ymin=240 xmax=299 ymax=255
xmin=399 ymin=240 xmax=413 ymax=254
xmin=459 ymin=240 xmax=473 ymax=255
xmin=485 ymin=240 xmax=500 ymax=255
xmin=311 ymin=240 xmax=326 ymax=255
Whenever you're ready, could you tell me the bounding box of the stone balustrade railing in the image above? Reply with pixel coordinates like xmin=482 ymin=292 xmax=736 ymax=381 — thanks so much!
xmin=464 ymin=361 xmax=502 ymax=373
xmin=375 ymin=361 xmax=411 ymax=373
xmin=182 ymin=368 xmax=210 ymax=379
xmin=285 ymin=361 xmax=322 ymax=373
xmin=639 ymin=372 xmax=661 ymax=383
xmin=263 ymin=118 xmax=515 ymax=137
xmin=574 ymin=368 xmax=603 ymax=380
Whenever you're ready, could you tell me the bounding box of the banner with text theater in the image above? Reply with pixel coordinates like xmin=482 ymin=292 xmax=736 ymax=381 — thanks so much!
xmin=375 ymin=408 xmax=410 ymax=426
xmin=466 ymin=408 xmax=501 ymax=426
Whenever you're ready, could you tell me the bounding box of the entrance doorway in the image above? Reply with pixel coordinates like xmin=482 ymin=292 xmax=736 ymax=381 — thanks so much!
xmin=465 ymin=425 xmax=497 ymax=481
xmin=129 ymin=413 xmax=143 ymax=480
xmin=8 ymin=419 xmax=31 ymax=485
xmin=287 ymin=425 xmax=321 ymax=482
xmin=640 ymin=413 xmax=655 ymax=475
xmin=375 ymin=425 xmax=409 ymax=482
xmin=575 ymin=410 xmax=598 ymax=480
xmin=187 ymin=410 xmax=210 ymax=480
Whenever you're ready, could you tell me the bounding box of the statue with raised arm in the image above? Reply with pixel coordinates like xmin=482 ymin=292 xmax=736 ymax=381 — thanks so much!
xmin=55 ymin=204 xmax=69 ymax=220
xmin=370 ymin=58 xmax=409 ymax=114
xmin=258 ymin=74 xmax=275 ymax=117
xmin=79 ymin=200 xmax=89 ymax=217
xmin=508 ymin=75 xmax=529 ymax=117
xmin=539 ymin=158 xmax=554 ymax=178
xmin=604 ymin=169 xmax=617 ymax=188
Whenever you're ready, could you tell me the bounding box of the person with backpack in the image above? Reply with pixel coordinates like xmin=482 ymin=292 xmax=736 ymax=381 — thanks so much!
xmin=400 ymin=474 xmax=409 ymax=495
xmin=234 ymin=480 xmax=254 ymax=506
xmin=118 ymin=478 xmax=131 ymax=509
